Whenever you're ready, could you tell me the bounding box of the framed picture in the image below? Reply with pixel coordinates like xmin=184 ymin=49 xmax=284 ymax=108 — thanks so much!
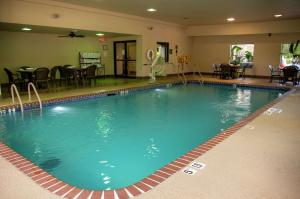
xmin=102 ymin=45 xmax=108 ymax=50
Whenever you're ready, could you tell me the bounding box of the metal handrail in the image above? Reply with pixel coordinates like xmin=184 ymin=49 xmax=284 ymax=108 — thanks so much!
xmin=28 ymin=82 xmax=42 ymax=110
xmin=177 ymin=63 xmax=187 ymax=85
xmin=192 ymin=65 xmax=204 ymax=84
xmin=10 ymin=84 xmax=24 ymax=112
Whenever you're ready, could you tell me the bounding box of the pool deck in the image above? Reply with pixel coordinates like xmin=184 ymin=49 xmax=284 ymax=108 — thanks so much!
xmin=0 ymin=76 xmax=300 ymax=199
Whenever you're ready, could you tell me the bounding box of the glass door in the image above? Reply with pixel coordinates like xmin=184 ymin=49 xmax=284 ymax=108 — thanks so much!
xmin=114 ymin=40 xmax=136 ymax=77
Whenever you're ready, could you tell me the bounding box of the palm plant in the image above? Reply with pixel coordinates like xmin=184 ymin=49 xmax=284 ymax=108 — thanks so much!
xmin=230 ymin=46 xmax=243 ymax=64
xmin=244 ymin=51 xmax=253 ymax=62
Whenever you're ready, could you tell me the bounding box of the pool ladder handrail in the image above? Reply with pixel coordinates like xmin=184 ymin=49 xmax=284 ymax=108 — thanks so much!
xmin=177 ymin=63 xmax=187 ymax=85
xmin=10 ymin=84 xmax=24 ymax=112
xmin=28 ymin=82 xmax=42 ymax=110
xmin=193 ymin=67 xmax=204 ymax=85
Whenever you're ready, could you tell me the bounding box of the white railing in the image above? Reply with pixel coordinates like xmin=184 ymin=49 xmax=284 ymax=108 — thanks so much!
xmin=28 ymin=82 xmax=42 ymax=110
xmin=177 ymin=64 xmax=187 ymax=85
xmin=10 ymin=84 xmax=24 ymax=112
xmin=193 ymin=65 xmax=204 ymax=84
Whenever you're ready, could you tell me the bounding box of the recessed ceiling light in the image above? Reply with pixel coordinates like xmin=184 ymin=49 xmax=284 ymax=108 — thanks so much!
xmin=147 ymin=8 xmax=157 ymax=12
xmin=227 ymin=18 xmax=235 ymax=22
xmin=274 ymin=14 xmax=282 ymax=18
xmin=21 ymin=27 xmax=31 ymax=31
xmin=96 ymin=33 xmax=104 ymax=36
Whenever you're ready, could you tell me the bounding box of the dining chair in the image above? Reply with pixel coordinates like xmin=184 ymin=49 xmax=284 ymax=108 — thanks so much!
xmin=212 ymin=64 xmax=221 ymax=78
xmin=238 ymin=63 xmax=249 ymax=79
xmin=4 ymin=68 xmax=19 ymax=84
xmin=3 ymin=68 xmax=21 ymax=94
xmin=59 ymin=66 xmax=79 ymax=87
xmin=220 ymin=64 xmax=231 ymax=79
xmin=268 ymin=64 xmax=282 ymax=83
xmin=282 ymin=66 xmax=298 ymax=86
xmin=50 ymin=66 xmax=60 ymax=88
xmin=84 ymin=65 xmax=97 ymax=86
xmin=33 ymin=67 xmax=50 ymax=89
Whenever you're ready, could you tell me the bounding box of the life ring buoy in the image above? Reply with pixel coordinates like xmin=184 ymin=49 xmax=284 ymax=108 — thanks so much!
xmin=146 ymin=49 xmax=155 ymax=61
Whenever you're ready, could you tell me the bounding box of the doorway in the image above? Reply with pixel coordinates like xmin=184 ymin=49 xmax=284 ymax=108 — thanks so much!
xmin=114 ymin=40 xmax=137 ymax=77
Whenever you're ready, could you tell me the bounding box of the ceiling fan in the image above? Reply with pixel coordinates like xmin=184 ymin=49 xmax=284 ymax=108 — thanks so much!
xmin=58 ymin=31 xmax=85 ymax=38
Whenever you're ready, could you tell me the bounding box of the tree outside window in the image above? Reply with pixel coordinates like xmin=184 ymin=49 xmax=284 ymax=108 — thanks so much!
xmin=230 ymin=44 xmax=254 ymax=65
xmin=157 ymin=42 xmax=169 ymax=63
xmin=280 ymin=42 xmax=300 ymax=66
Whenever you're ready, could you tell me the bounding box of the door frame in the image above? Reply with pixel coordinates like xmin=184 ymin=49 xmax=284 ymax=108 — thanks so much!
xmin=113 ymin=40 xmax=136 ymax=77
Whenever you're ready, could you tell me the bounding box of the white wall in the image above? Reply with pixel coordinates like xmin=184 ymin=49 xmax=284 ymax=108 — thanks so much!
xmin=192 ymin=33 xmax=300 ymax=76
xmin=0 ymin=31 xmax=106 ymax=83
xmin=0 ymin=0 xmax=192 ymax=78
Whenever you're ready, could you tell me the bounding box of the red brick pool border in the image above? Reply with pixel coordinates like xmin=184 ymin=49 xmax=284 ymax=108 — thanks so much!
xmin=0 ymin=82 xmax=294 ymax=199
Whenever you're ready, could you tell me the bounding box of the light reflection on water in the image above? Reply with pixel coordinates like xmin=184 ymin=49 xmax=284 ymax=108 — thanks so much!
xmin=144 ymin=138 xmax=160 ymax=159
xmin=96 ymin=108 xmax=113 ymax=139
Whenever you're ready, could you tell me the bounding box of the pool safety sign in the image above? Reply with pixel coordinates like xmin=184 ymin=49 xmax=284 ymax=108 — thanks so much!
xmin=182 ymin=161 xmax=206 ymax=176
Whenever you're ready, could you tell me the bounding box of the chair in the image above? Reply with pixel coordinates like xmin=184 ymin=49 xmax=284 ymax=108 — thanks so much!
xmin=212 ymin=64 xmax=221 ymax=77
xmin=58 ymin=66 xmax=68 ymax=86
xmin=3 ymin=68 xmax=21 ymax=94
xmin=220 ymin=64 xmax=231 ymax=79
xmin=33 ymin=67 xmax=50 ymax=89
xmin=84 ymin=65 xmax=97 ymax=86
xmin=282 ymin=66 xmax=298 ymax=86
xmin=4 ymin=68 xmax=19 ymax=84
xmin=58 ymin=66 xmax=77 ymax=87
xmin=268 ymin=65 xmax=282 ymax=83
xmin=237 ymin=63 xmax=249 ymax=79
xmin=50 ymin=66 xmax=59 ymax=88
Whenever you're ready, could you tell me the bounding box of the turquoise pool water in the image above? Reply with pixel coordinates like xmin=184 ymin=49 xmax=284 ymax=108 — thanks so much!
xmin=0 ymin=84 xmax=283 ymax=190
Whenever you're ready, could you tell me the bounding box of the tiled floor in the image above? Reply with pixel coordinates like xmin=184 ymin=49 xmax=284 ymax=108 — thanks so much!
xmin=0 ymin=76 xmax=299 ymax=199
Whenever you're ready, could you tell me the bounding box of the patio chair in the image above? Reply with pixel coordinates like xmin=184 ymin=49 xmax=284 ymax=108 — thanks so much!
xmin=33 ymin=67 xmax=50 ymax=89
xmin=58 ymin=66 xmax=78 ymax=87
xmin=212 ymin=64 xmax=221 ymax=78
xmin=237 ymin=63 xmax=249 ymax=79
xmin=50 ymin=66 xmax=60 ymax=88
xmin=268 ymin=64 xmax=282 ymax=83
xmin=282 ymin=66 xmax=298 ymax=86
xmin=220 ymin=64 xmax=231 ymax=79
xmin=84 ymin=65 xmax=97 ymax=86
xmin=4 ymin=68 xmax=19 ymax=85
xmin=3 ymin=68 xmax=21 ymax=94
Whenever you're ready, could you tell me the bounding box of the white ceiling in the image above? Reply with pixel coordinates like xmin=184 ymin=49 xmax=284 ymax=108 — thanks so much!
xmin=55 ymin=0 xmax=300 ymax=25
xmin=0 ymin=22 xmax=130 ymax=37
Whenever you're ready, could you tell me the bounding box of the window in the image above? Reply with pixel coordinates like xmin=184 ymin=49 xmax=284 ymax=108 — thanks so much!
xmin=280 ymin=43 xmax=300 ymax=66
xmin=230 ymin=44 xmax=254 ymax=64
xmin=157 ymin=42 xmax=169 ymax=63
